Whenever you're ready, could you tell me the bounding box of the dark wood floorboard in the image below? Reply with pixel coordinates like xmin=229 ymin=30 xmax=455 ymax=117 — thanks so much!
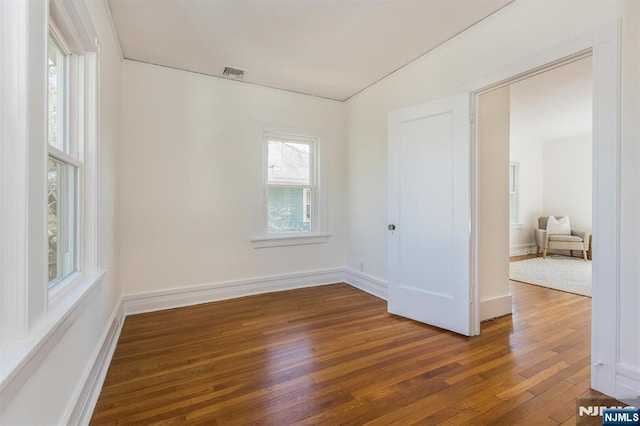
xmin=91 ymin=278 xmax=598 ymax=425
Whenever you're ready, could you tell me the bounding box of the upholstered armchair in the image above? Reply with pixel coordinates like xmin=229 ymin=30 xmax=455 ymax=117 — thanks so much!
xmin=534 ymin=216 xmax=590 ymax=260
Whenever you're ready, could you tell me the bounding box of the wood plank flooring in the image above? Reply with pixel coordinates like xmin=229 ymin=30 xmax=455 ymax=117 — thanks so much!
xmin=91 ymin=280 xmax=597 ymax=425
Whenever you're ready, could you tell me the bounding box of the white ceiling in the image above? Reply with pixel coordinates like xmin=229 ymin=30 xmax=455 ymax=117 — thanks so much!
xmin=107 ymin=0 xmax=513 ymax=101
xmin=510 ymin=57 xmax=592 ymax=142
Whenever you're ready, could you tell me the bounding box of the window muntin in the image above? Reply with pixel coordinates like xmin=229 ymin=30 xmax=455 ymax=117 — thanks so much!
xmin=47 ymin=31 xmax=79 ymax=288
xmin=264 ymin=136 xmax=316 ymax=234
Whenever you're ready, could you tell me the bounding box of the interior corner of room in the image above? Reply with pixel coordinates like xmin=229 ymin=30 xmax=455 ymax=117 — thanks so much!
xmin=1 ymin=0 xmax=639 ymax=424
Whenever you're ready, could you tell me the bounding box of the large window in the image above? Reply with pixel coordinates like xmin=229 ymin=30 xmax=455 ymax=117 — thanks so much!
xmin=253 ymin=124 xmax=329 ymax=248
xmin=1 ymin=0 xmax=102 ymax=399
xmin=47 ymin=31 xmax=79 ymax=286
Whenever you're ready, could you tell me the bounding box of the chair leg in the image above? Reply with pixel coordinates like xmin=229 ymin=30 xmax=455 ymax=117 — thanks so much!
xmin=543 ymin=249 xmax=547 ymax=258
xmin=583 ymin=250 xmax=588 ymax=261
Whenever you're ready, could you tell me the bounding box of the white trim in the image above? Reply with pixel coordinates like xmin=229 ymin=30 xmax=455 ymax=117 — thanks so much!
xmin=467 ymin=20 xmax=621 ymax=397
xmin=343 ymin=269 xmax=387 ymax=300
xmin=123 ymin=269 xmax=344 ymax=316
xmin=63 ymin=299 xmax=124 ymax=426
xmin=1 ymin=0 xmax=30 ymax=341
xmin=253 ymin=122 xmax=329 ymax=248
xmin=251 ymin=233 xmax=331 ymax=248
xmin=617 ymin=364 xmax=640 ymax=383
xmin=479 ymin=294 xmax=513 ymax=322
xmin=101 ymin=0 xmax=124 ymax=60
xmin=0 ymin=270 xmax=105 ymax=411
xmin=509 ymin=243 xmax=536 ymax=256
xmin=49 ymin=0 xmax=97 ymax=54
xmin=615 ymin=365 xmax=640 ymax=406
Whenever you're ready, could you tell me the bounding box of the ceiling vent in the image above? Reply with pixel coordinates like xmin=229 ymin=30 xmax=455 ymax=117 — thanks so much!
xmin=222 ymin=66 xmax=246 ymax=79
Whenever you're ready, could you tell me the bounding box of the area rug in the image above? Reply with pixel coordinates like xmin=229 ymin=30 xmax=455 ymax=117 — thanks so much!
xmin=509 ymin=255 xmax=592 ymax=297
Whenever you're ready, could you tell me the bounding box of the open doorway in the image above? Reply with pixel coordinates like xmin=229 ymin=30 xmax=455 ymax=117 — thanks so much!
xmin=474 ymin=52 xmax=597 ymax=327
xmin=507 ymin=57 xmax=593 ymax=297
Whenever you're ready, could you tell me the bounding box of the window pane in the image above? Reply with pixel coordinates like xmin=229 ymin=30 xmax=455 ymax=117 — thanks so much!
xmin=267 ymin=140 xmax=310 ymax=185
xmin=48 ymin=156 xmax=77 ymax=285
xmin=267 ymin=186 xmax=312 ymax=233
xmin=48 ymin=35 xmax=66 ymax=151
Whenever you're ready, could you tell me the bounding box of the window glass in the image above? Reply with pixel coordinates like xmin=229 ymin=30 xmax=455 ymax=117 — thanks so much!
xmin=267 ymin=140 xmax=310 ymax=185
xmin=47 ymin=31 xmax=78 ymax=287
xmin=265 ymin=138 xmax=314 ymax=234
xmin=48 ymin=35 xmax=66 ymax=152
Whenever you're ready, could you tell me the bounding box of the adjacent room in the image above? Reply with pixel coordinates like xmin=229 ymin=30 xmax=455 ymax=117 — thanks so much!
xmin=507 ymin=57 xmax=594 ymax=297
xmin=1 ymin=0 xmax=639 ymax=425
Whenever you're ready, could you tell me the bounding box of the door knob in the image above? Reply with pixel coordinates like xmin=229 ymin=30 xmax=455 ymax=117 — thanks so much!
xmin=388 ymin=224 xmax=396 ymax=230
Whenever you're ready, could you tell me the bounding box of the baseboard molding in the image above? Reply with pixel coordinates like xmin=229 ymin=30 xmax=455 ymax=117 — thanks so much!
xmin=123 ymin=268 xmax=345 ymax=315
xmin=510 ymin=243 xmax=536 ymax=256
xmin=616 ymin=363 xmax=640 ymax=405
xmin=63 ymin=299 xmax=125 ymax=426
xmin=343 ymin=269 xmax=387 ymax=300
xmin=479 ymin=294 xmax=513 ymax=321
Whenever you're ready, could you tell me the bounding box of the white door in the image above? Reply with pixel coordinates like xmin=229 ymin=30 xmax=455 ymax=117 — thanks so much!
xmin=388 ymin=93 xmax=471 ymax=336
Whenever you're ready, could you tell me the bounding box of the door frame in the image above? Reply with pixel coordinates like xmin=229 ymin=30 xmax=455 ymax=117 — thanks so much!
xmin=466 ymin=20 xmax=621 ymax=397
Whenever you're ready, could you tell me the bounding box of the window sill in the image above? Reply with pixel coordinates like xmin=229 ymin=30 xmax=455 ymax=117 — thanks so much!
xmin=510 ymin=223 xmax=525 ymax=229
xmin=0 ymin=269 xmax=106 ymax=406
xmin=251 ymin=233 xmax=331 ymax=248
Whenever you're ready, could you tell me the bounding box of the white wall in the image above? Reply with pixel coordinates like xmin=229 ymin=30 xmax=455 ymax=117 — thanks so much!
xmin=508 ymin=133 xmax=543 ymax=253
xmin=119 ymin=61 xmax=347 ymax=296
xmin=509 ymin=57 xmax=592 ymax=254
xmin=0 ymin=0 xmax=122 ymax=424
xmin=478 ymin=87 xmax=512 ymax=320
xmin=345 ymin=0 xmax=639 ymax=398
xmin=542 ymin=134 xmax=592 ymax=232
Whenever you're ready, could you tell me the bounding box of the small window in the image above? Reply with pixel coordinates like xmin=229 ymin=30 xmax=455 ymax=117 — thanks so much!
xmin=253 ymin=124 xmax=329 ymax=248
xmin=509 ymin=161 xmax=520 ymax=225
xmin=47 ymin=31 xmax=79 ymax=287
xmin=265 ymin=136 xmax=315 ymax=233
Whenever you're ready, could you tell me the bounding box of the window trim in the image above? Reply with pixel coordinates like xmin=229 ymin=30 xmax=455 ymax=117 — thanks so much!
xmin=252 ymin=123 xmax=330 ymax=248
xmin=0 ymin=0 xmax=103 ymax=403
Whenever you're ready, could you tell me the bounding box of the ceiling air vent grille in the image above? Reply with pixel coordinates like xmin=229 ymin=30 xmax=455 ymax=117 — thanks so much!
xmin=222 ymin=66 xmax=246 ymax=79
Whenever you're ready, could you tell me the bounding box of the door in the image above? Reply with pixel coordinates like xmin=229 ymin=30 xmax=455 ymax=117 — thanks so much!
xmin=388 ymin=93 xmax=471 ymax=336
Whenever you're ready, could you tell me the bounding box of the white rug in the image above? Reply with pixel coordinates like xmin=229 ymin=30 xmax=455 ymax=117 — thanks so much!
xmin=509 ymin=255 xmax=592 ymax=297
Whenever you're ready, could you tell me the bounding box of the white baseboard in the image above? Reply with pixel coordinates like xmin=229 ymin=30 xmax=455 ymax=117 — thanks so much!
xmin=63 ymin=299 xmax=125 ymax=426
xmin=123 ymin=268 xmax=345 ymax=315
xmin=343 ymin=269 xmax=387 ymax=300
xmin=616 ymin=363 xmax=640 ymax=405
xmin=479 ymin=294 xmax=513 ymax=321
xmin=510 ymin=243 xmax=536 ymax=256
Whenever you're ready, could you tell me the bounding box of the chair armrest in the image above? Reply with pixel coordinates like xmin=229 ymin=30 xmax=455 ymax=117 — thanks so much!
xmin=571 ymin=229 xmax=590 ymax=243
xmin=534 ymin=228 xmax=549 ymax=248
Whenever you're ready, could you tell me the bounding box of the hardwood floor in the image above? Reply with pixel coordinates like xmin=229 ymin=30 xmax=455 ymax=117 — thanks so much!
xmin=91 ymin=281 xmax=596 ymax=425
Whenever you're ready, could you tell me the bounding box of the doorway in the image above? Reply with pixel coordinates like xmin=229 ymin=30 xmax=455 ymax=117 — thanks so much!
xmin=469 ymin=22 xmax=621 ymax=397
xmin=476 ymin=56 xmax=593 ymax=309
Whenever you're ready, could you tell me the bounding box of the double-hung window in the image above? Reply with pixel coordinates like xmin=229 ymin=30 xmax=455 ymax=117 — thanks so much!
xmin=266 ymin=135 xmax=315 ymax=233
xmin=253 ymin=124 xmax=329 ymax=248
xmin=1 ymin=0 xmax=102 ymax=399
xmin=47 ymin=30 xmax=79 ymax=287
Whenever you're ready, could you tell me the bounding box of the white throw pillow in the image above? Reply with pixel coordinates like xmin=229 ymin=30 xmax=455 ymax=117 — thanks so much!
xmin=546 ymin=216 xmax=571 ymax=235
